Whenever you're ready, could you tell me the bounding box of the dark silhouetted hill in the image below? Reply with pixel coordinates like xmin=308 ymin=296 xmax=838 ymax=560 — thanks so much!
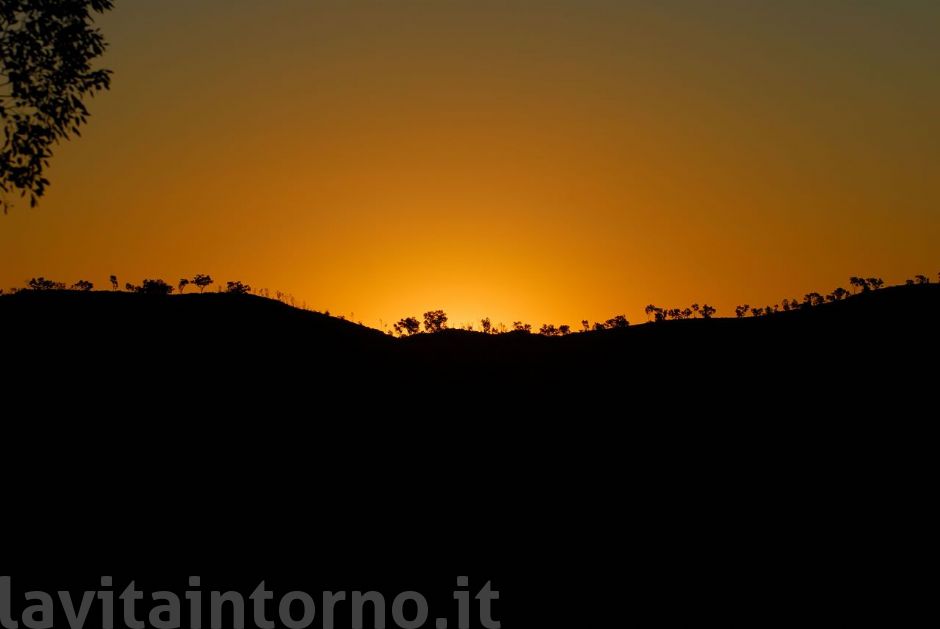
xmin=2 ymin=284 xmax=936 ymax=413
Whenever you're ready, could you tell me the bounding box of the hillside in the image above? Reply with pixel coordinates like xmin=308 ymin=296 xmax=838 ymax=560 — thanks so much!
xmin=2 ymin=284 xmax=936 ymax=410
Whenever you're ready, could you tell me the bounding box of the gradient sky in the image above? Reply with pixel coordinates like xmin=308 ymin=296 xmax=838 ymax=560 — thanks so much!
xmin=2 ymin=0 xmax=938 ymax=329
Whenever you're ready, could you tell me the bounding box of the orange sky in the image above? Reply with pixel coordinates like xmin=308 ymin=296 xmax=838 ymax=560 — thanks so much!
xmin=2 ymin=1 xmax=938 ymax=330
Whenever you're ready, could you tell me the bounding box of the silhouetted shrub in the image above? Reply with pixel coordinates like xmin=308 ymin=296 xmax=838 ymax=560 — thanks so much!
xmin=539 ymin=324 xmax=559 ymax=337
xmin=913 ymin=275 xmax=930 ymax=285
xmin=71 ymin=280 xmax=93 ymax=292
xmin=480 ymin=318 xmax=492 ymax=334
xmin=735 ymin=305 xmax=749 ymax=318
xmin=699 ymin=304 xmax=717 ymax=319
xmin=512 ymin=321 xmax=532 ymax=333
xmin=178 ymin=279 xmax=190 ymax=293
xmin=558 ymin=325 xmax=571 ymax=336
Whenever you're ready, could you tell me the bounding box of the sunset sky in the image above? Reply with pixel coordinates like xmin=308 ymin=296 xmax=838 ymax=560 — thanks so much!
xmin=2 ymin=0 xmax=938 ymax=329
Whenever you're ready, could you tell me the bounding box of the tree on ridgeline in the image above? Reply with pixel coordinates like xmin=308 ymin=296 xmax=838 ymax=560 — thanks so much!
xmin=423 ymin=310 xmax=448 ymax=333
xmin=605 ymin=315 xmax=630 ymax=329
xmin=539 ymin=324 xmax=559 ymax=337
xmin=480 ymin=318 xmax=492 ymax=335
xmin=138 ymin=279 xmax=173 ymax=295
xmin=913 ymin=275 xmax=930 ymax=285
xmin=699 ymin=304 xmax=716 ymax=319
xmin=0 ymin=1 xmax=114 ymax=211
xmin=581 ymin=320 xmax=590 ymax=333
xmin=735 ymin=305 xmax=750 ymax=318
xmin=592 ymin=322 xmax=606 ymax=331
xmin=868 ymin=277 xmax=884 ymax=290
xmin=178 ymin=279 xmax=190 ymax=294
xmin=804 ymin=293 xmax=825 ymax=307
xmin=226 ymin=281 xmax=251 ymax=295
xmin=827 ymin=287 xmax=850 ymax=302
xmin=849 ymin=277 xmax=868 ymax=293
xmin=393 ymin=317 xmax=420 ymax=337
xmin=71 ymin=280 xmax=93 ymax=292
xmin=192 ymin=274 xmax=213 ymax=293
xmin=26 ymin=277 xmax=64 ymax=291
xmin=110 ymin=275 xmax=118 ymax=290
xmin=512 ymin=321 xmax=532 ymax=333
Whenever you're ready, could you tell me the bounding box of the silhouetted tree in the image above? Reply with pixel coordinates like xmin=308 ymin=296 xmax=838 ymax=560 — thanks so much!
xmin=666 ymin=308 xmax=683 ymax=320
xmin=512 ymin=321 xmax=532 ymax=333
xmin=226 ymin=281 xmax=251 ymax=295
xmin=581 ymin=320 xmax=590 ymax=333
xmin=849 ymin=276 xmax=868 ymax=293
xmin=735 ymin=305 xmax=750 ymax=318
xmin=71 ymin=280 xmax=93 ymax=292
xmin=644 ymin=304 xmax=658 ymax=321
xmin=913 ymin=275 xmax=930 ymax=285
xmin=393 ymin=317 xmax=420 ymax=337
xmin=124 ymin=282 xmax=138 ymax=292
xmin=592 ymin=322 xmax=606 ymax=332
xmin=109 ymin=275 xmax=118 ymax=290
xmin=539 ymin=324 xmax=559 ymax=337
xmin=699 ymin=304 xmax=716 ymax=319
xmin=750 ymin=307 xmax=764 ymax=317
xmin=192 ymin=274 xmax=213 ymax=293
xmin=423 ymin=310 xmax=448 ymax=333
xmin=558 ymin=324 xmax=571 ymax=336
xmin=178 ymin=278 xmax=190 ymax=294
xmin=138 ymin=279 xmax=172 ymax=295
xmin=0 ymin=1 xmax=113 ymax=211
xmin=867 ymin=277 xmax=884 ymax=290
xmin=480 ymin=317 xmax=492 ymax=335
xmin=26 ymin=277 xmax=64 ymax=291
xmin=804 ymin=292 xmax=825 ymax=307
xmin=828 ymin=287 xmax=850 ymax=302
xmin=605 ymin=314 xmax=630 ymax=329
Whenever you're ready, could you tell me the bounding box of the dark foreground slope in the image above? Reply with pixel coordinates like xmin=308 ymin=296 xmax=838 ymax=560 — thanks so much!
xmin=3 ymin=288 xmax=935 ymax=625
xmin=2 ymin=284 xmax=936 ymax=411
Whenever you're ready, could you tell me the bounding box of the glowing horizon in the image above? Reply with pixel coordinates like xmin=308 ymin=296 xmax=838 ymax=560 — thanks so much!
xmin=2 ymin=1 xmax=938 ymax=331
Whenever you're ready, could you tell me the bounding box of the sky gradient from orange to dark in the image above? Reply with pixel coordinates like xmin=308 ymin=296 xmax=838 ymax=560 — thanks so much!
xmin=2 ymin=0 xmax=938 ymax=329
